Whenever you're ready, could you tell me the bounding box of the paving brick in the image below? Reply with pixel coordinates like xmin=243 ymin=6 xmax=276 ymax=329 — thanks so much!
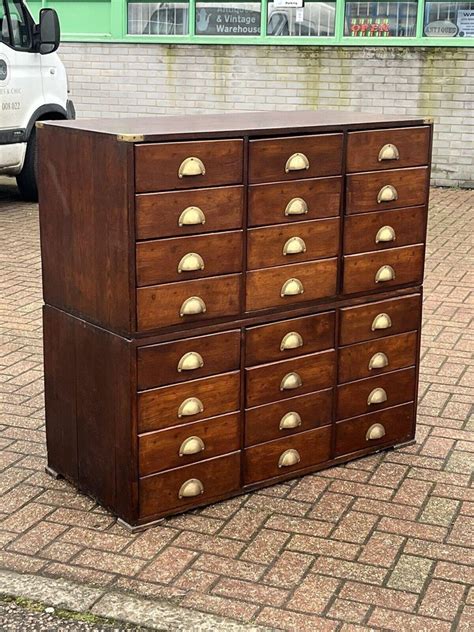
xmin=139 ymin=546 xmax=198 ymax=584
xmin=332 ymin=511 xmax=378 ymax=544
xmin=393 ymin=478 xmax=433 ymax=506
xmin=263 ymin=551 xmax=313 ymax=588
xmin=404 ymin=538 xmax=474 ymax=564
xmin=257 ymin=606 xmax=338 ymax=631
xmin=420 ymin=496 xmax=459 ymax=526
xmin=239 ymin=528 xmax=289 ymax=564
xmin=181 ymin=591 xmax=259 ymax=623
xmin=378 ymin=517 xmax=448 ymax=542
xmin=357 ymin=531 xmax=405 ymax=568
xmin=326 ymin=598 xmax=370 ymax=624
xmin=311 ymin=557 xmax=387 ymax=585
xmin=418 ymin=579 xmax=465 ymax=621
xmin=434 ymin=561 xmax=474 ymax=584
xmin=212 ymin=577 xmax=288 ymax=607
xmin=352 ymin=497 xmax=419 ymax=520
xmin=264 ymin=514 xmax=332 ymax=538
xmin=458 ymin=605 xmax=474 ymax=632
xmin=339 ymin=581 xmax=418 ymax=612
xmin=7 ymin=521 xmax=67 ymax=555
xmin=288 ymin=534 xmax=360 ymax=560
xmin=368 ymin=607 xmax=452 ymax=631
xmin=308 ymin=492 xmax=353 ymax=522
xmin=447 ymin=515 xmax=474 ymax=546
xmin=174 ymin=569 xmax=218 ymax=592
xmin=74 ymin=549 xmax=147 ymax=577
xmin=387 ymin=554 xmax=433 ymax=592
xmin=192 ymin=553 xmax=265 ymax=581
xmin=172 ymin=531 xmax=244 ymax=558
xmin=287 ymin=573 xmax=340 ymax=614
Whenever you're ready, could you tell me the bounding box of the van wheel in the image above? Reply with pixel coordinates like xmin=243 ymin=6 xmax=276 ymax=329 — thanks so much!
xmin=17 ymin=128 xmax=38 ymax=202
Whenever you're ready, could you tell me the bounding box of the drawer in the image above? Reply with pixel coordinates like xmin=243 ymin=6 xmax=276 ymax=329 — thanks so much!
xmin=245 ymin=389 xmax=332 ymax=446
xmin=139 ymin=412 xmax=241 ymax=476
xmin=247 ymin=219 xmax=340 ymax=270
xmin=337 ymin=367 xmax=416 ymax=420
xmin=246 ymin=259 xmax=337 ymax=312
xmin=343 ymin=245 xmax=424 ymax=295
xmin=338 ymin=331 xmax=418 ymax=383
xmin=139 ymin=452 xmax=240 ymax=518
xmin=339 ymin=294 xmax=422 ymax=346
xmin=137 ymin=274 xmax=241 ymax=331
xmin=346 ymin=167 xmax=429 ymax=214
xmin=138 ymin=371 xmax=240 ymax=433
xmin=346 ymin=126 xmax=430 ymax=173
xmin=248 ymin=177 xmax=342 ymax=227
xmin=244 ymin=426 xmax=331 ymax=485
xmin=135 ymin=140 xmax=243 ymax=193
xmin=246 ymin=349 xmax=335 ymax=408
xmin=135 ymin=186 xmax=244 ymax=240
xmin=137 ymin=330 xmax=241 ymax=390
xmin=344 ymin=206 xmax=427 ymax=255
xmin=136 ymin=231 xmax=243 ymax=286
xmin=245 ymin=311 xmax=335 ymax=366
xmin=249 ymin=134 xmax=343 ymax=184
xmin=335 ymin=402 xmax=414 ymax=457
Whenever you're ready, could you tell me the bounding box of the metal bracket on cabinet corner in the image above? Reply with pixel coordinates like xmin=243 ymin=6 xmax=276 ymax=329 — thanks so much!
xmin=116 ymin=133 xmax=145 ymax=142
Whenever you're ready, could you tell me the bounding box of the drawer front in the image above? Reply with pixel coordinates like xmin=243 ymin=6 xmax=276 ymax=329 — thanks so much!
xmin=248 ymin=177 xmax=342 ymax=227
xmin=245 ymin=389 xmax=333 ymax=446
xmin=135 ymin=186 xmax=244 ymax=240
xmin=346 ymin=167 xmax=429 ymax=214
xmin=344 ymin=206 xmax=427 ymax=255
xmin=246 ymin=349 xmax=336 ymax=408
xmin=338 ymin=331 xmax=418 ymax=383
xmin=339 ymin=294 xmax=422 ymax=346
xmin=245 ymin=311 xmax=335 ymax=366
xmin=137 ymin=274 xmax=241 ymax=331
xmin=135 ymin=140 xmax=243 ymax=193
xmin=249 ymin=134 xmax=343 ymax=184
xmin=138 ymin=371 xmax=240 ymax=433
xmin=244 ymin=426 xmax=331 ymax=485
xmin=136 ymin=231 xmax=243 ymax=286
xmin=343 ymin=245 xmax=424 ymax=295
xmin=139 ymin=452 xmax=240 ymax=518
xmin=346 ymin=126 xmax=430 ymax=173
xmin=337 ymin=367 xmax=416 ymax=420
xmin=139 ymin=412 xmax=241 ymax=476
xmin=137 ymin=330 xmax=241 ymax=390
xmin=247 ymin=218 xmax=340 ymax=270
xmin=246 ymin=259 xmax=338 ymax=312
xmin=335 ymin=402 xmax=414 ymax=457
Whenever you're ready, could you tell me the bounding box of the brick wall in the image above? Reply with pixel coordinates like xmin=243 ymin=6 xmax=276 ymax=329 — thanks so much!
xmin=60 ymin=44 xmax=474 ymax=187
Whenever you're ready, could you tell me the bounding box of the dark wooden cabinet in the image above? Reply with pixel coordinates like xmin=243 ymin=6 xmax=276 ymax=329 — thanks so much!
xmin=38 ymin=110 xmax=432 ymax=529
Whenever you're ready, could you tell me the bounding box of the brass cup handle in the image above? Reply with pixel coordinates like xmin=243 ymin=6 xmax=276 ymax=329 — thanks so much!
xmin=366 ymin=423 xmax=386 ymax=441
xmin=178 ymin=206 xmax=206 ymax=227
xmin=178 ymin=156 xmax=206 ymax=178
xmin=378 ymin=143 xmax=400 ymax=162
xmin=177 ymin=351 xmax=204 ymax=372
xmin=283 ymin=236 xmax=307 ymax=256
xmin=278 ymin=448 xmax=301 ymax=468
xmin=279 ymin=411 xmax=302 ymax=430
xmin=178 ymin=252 xmax=205 ymax=273
xmin=375 ymin=225 xmax=396 ymax=243
xmin=367 ymin=387 xmax=388 ymax=406
xmin=178 ymin=478 xmax=204 ymax=498
xmin=180 ymin=296 xmax=207 ymax=317
xmin=285 ymin=197 xmax=308 ymax=216
xmin=375 ymin=265 xmax=396 ymax=283
xmin=377 ymin=185 xmax=398 ymax=203
xmin=280 ymin=372 xmax=303 ymax=391
xmin=178 ymin=397 xmax=204 ymax=418
xmin=285 ymin=152 xmax=310 ymax=173
xmin=371 ymin=313 xmax=392 ymax=331
xmin=368 ymin=352 xmax=389 ymax=370
xmin=280 ymin=331 xmax=304 ymax=351
xmin=179 ymin=436 xmax=205 ymax=457
xmin=281 ymin=278 xmax=304 ymax=297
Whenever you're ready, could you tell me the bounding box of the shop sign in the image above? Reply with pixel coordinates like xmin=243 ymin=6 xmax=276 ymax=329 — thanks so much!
xmin=350 ymin=18 xmax=390 ymax=36
xmin=457 ymin=10 xmax=474 ymax=37
xmin=196 ymin=7 xmax=261 ymax=35
xmin=274 ymin=0 xmax=304 ymax=8
xmin=424 ymin=20 xmax=458 ymax=37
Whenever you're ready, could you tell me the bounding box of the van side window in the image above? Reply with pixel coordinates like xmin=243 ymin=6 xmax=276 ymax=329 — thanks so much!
xmin=1 ymin=4 xmax=10 ymax=44
xmin=5 ymin=0 xmax=32 ymax=50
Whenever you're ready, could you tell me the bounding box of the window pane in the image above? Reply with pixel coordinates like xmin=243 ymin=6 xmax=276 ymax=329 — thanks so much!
xmin=195 ymin=1 xmax=261 ymax=35
xmin=268 ymin=2 xmax=336 ymax=36
xmin=128 ymin=2 xmax=189 ymax=35
xmin=424 ymin=2 xmax=474 ymax=37
xmin=6 ymin=0 xmax=32 ymax=49
xmin=345 ymin=1 xmax=417 ymax=37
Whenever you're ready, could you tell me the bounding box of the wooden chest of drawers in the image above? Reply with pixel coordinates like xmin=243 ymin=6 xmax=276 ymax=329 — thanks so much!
xmin=38 ymin=110 xmax=432 ymax=529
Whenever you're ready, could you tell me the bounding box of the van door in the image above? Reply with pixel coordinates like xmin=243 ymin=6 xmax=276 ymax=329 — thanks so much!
xmin=0 ymin=1 xmax=44 ymax=138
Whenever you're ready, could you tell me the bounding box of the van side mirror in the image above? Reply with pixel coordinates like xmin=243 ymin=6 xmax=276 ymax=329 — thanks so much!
xmin=39 ymin=9 xmax=60 ymax=54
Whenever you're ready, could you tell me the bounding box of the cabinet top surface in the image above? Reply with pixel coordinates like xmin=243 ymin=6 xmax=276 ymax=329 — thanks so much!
xmin=42 ymin=109 xmax=430 ymax=142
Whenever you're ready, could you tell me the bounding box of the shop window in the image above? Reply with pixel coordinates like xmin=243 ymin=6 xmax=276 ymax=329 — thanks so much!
xmin=344 ymin=1 xmax=417 ymax=37
xmin=424 ymin=2 xmax=474 ymax=37
xmin=195 ymin=1 xmax=261 ymax=35
xmin=267 ymin=1 xmax=336 ymax=36
xmin=128 ymin=1 xmax=189 ymax=34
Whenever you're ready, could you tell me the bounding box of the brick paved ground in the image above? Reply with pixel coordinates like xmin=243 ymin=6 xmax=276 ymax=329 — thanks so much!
xmin=0 ymin=182 xmax=473 ymax=631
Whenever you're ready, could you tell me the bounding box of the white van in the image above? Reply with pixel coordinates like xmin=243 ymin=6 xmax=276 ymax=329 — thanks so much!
xmin=0 ymin=1 xmax=74 ymax=200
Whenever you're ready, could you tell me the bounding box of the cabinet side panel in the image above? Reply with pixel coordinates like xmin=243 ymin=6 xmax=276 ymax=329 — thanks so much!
xmin=38 ymin=127 xmax=132 ymax=332
xmin=74 ymin=319 xmax=136 ymax=521
xmin=43 ymin=305 xmax=78 ymax=481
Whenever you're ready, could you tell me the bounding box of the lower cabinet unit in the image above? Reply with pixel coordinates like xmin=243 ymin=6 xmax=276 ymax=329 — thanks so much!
xmin=39 ymin=110 xmax=431 ymax=529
